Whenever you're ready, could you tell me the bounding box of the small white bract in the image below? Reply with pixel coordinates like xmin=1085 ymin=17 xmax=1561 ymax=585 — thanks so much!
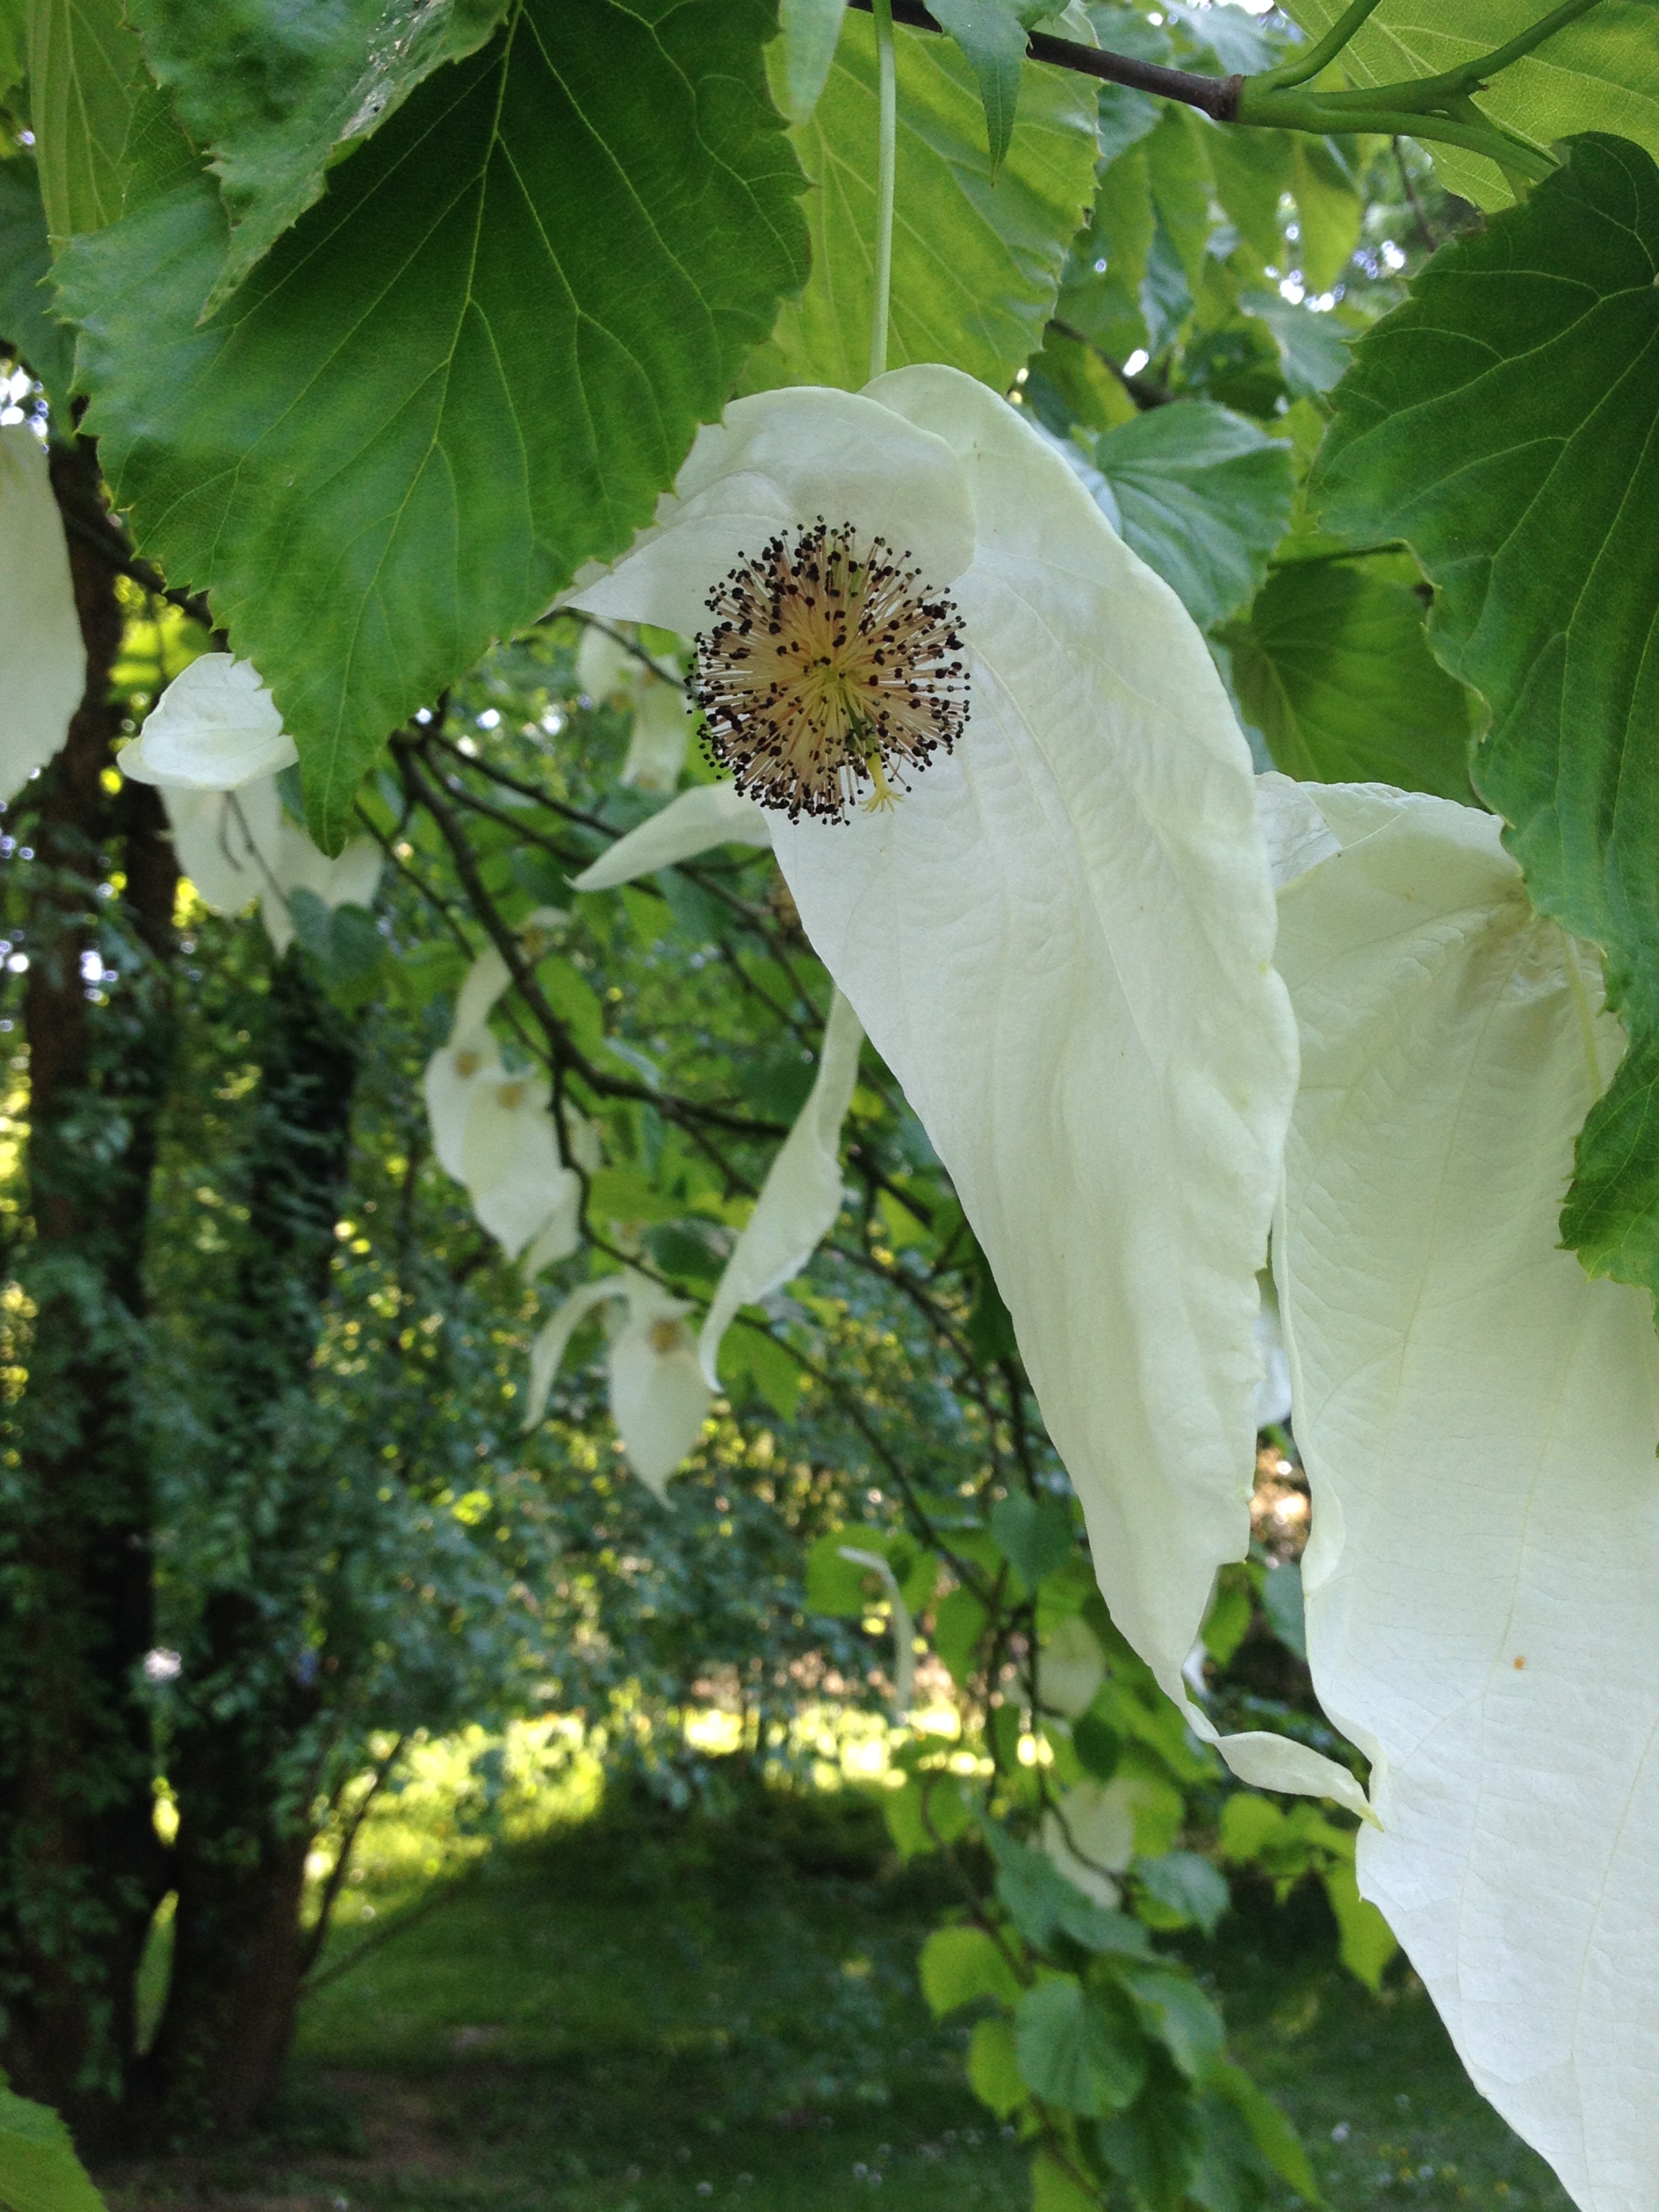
xmin=123 ymin=653 xmax=298 ymax=791
xmin=422 ymin=915 xmax=593 ymax=1267
xmin=523 ymin=1271 xmax=710 ymax=1501
xmin=575 ymin=621 xmax=693 ymax=792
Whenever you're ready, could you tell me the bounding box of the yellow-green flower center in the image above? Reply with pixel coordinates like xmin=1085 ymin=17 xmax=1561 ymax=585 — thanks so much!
xmin=693 ymin=520 xmax=969 ymax=823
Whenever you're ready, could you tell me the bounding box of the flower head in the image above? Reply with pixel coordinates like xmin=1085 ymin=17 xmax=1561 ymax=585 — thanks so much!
xmin=694 ymin=520 xmax=968 ymax=821
xmin=123 ymin=654 xmax=298 ymax=790
xmin=571 ymin=369 xmax=1297 ymax=1734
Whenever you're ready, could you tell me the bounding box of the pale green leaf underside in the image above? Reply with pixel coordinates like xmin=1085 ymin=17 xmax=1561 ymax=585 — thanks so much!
xmin=1281 ymin=0 xmax=1659 ymax=208
xmin=746 ymin=12 xmax=1097 ymax=394
xmin=126 ymin=0 xmax=513 ymax=314
xmin=56 ymin=0 xmax=807 ymax=851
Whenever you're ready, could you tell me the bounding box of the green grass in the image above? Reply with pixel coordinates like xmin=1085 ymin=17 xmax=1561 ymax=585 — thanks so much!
xmin=106 ymin=1784 xmax=1572 ymax=2212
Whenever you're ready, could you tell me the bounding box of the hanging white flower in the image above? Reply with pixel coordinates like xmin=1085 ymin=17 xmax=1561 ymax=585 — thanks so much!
xmin=162 ymin=779 xmax=285 ymax=917
xmin=258 ymin=821 xmax=383 ymax=954
xmin=523 ymin=1270 xmax=711 ymax=1501
xmin=837 ymin=1544 xmax=915 ymax=1718
xmin=461 ymin=1069 xmax=593 ymax=1265
xmin=0 ymin=424 xmax=85 ymax=802
xmin=571 ymin=781 xmax=771 ymax=893
xmin=1263 ymin=773 xmax=1659 ymax=2205
xmin=575 ymin=619 xmax=693 ymax=792
xmin=1040 ymin=1779 xmax=1138 ymax=1911
xmin=422 ymin=912 xmax=590 ymax=1264
xmin=570 ymin=368 xmax=1300 ymax=1764
xmin=122 ymin=653 xmax=299 ymax=790
xmin=698 ymin=987 xmax=863 ymax=1385
xmin=1036 ymin=1612 xmax=1106 ymax=1720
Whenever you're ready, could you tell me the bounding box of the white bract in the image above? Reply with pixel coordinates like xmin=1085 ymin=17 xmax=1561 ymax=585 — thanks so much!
xmin=164 ymin=781 xmax=285 ymax=917
xmin=571 ymin=367 xmax=1304 ymax=1771
xmin=422 ymin=914 xmax=590 ymax=1266
xmin=259 ymin=822 xmax=383 ymax=955
xmin=1036 ymin=1612 xmax=1106 ymax=1720
xmin=123 ymin=653 xmax=298 ymax=790
xmin=0 ymin=424 xmax=85 ymax=802
xmin=699 ymin=987 xmax=862 ymax=1385
xmin=523 ymin=1270 xmax=711 ymax=1501
xmin=575 ymin=619 xmax=693 ymax=792
xmin=571 ymin=782 xmax=771 ymax=893
xmin=1041 ymin=1779 xmax=1138 ymax=1911
xmin=161 ymin=773 xmax=380 ymax=955
xmin=837 ymin=1544 xmax=915 ymax=1718
xmin=1265 ymin=776 xmax=1659 ymax=2209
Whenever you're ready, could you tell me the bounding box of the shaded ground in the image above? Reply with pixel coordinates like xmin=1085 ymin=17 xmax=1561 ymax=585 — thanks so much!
xmin=102 ymin=1790 xmax=1570 ymax=2211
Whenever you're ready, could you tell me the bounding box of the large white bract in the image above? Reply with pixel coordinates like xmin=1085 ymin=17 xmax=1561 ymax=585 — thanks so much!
xmin=123 ymin=653 xmax=299 ymax=790
xmin=1265 ymin=777 xmax=1659 ymax=2209
xmin=0 ymin=425 xmax=85 ymax=802
xmin=571 ymin=368 xmax=1304 ymax=1757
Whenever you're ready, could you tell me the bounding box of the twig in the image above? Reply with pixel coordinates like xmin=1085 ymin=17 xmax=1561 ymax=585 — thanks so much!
xmin=846 ymin=0 xmax=1244 ymax=120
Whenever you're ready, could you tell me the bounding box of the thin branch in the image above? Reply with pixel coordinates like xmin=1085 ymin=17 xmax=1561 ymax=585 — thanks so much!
xmin=301 ymin=1734 xmax=407 ymax=1974
xmin=846 ymin=0 xmax=1243 ymax=119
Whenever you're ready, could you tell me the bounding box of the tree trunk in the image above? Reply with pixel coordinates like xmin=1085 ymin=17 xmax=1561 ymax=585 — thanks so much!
xmin=0 ymin=438 xmax=178 ymax=2146
xmin=139 ymin=950 xmax=358 ymax=2135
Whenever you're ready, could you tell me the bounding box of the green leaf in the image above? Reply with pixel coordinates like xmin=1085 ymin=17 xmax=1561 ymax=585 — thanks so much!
xmin=990 ymin=1490 xmax=1073 ymax=1590
xmin=1029 ymin=2150 xmax=1100 ymax=2212
xmin=885 ymin=1769 xmax=972 ymax=1858
xmin=1209 ymin=2061 xmax=1319 ymax=2200
xmin=1322 ymin=1856 xmax=1398 ymax=1995
xmin=966 ymin=2014 xmax=1027 ymax=2118
xmin=1225 ymin=559 xmax=1475 ymax=800
xmin=1071 ymin=1712 xmax=1121 ymax=1783
xmin=1054 ymin=141 xmax=1153 ymax=361
xmin=1142 ymin=105 xmax=1211 ymax=292
xmin=1115 ymin=1962 xmax=1225 ymax=2081
xmin=0 ymin=0 xmax=24 ymax=110
xmin=1098 ymin=2066 xmax=1204 ymax=2212
xmin=750 ymin=11 xmax=1096 ymax=393
xmin=1016 ymin=1976 xmax=1147 ymax=2116
xmin=928 ymin=0 xmax=1029 ymax=173
xmin=1133 ymin=1850 xmax=1230 ymax=1936
xmin=1091 ymin=401 xmax=1294 ymax=630
xmin=1206 ymin=125 xmax=1292 ymax=267
xmin=1288 ymin=136 xmax=1359 ymax=293
xmin=1258 ymin=1555 xmax=1308 ymax=1658
xmin=1239 ymin=288 xmax=1350 ymax=399
xmin=777 ymin=0 xmax=848 ymax=125
xmin=988 ymin=1826 xmax=1151 ymax=1954
xmin=1312 ymin=135 xmax=1659 ymax=1300
xmin=58 ymin=0 xmax=808 ymax=851
xmin=1281 ymin=0 xmax=1659 ymax=209
xmin=288 ymin=893 xmax=386 ymax=992
xmin=0 ymin=157 xmax=74 ymax=408
xmin=920 ymin=1923 xmax=1024 ymax=2015
xmin=125 ymin=0 xmax=512 ymax=314
xmin=0 ymin=2087 xmax=106 ymax=2212
xmin=26 ymin=0 xmax=197 ymax=242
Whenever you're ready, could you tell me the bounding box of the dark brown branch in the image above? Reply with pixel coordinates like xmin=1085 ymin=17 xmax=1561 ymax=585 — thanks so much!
xmin=846 ymin=0 xmax=1243 ymax=121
